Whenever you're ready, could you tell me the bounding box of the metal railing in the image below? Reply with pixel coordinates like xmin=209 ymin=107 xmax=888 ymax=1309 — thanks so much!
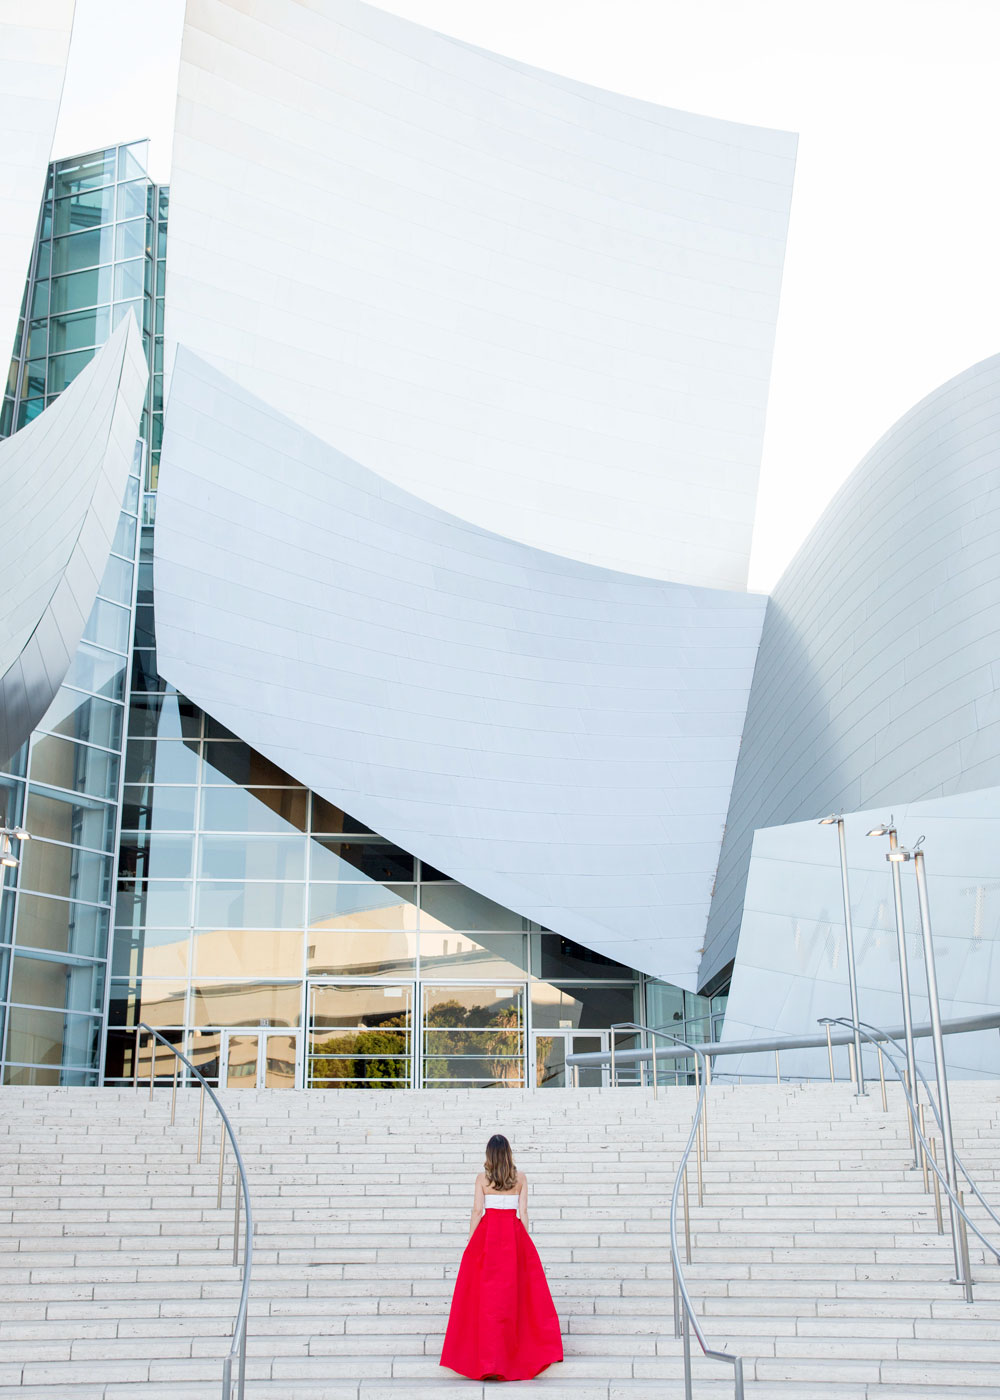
xmin=823 ymin=1017 xmax=1000 ymax=1300
xmin=611 ymin=1023 xmax=743 ymax=1400
xmin=135 ymin=1024 xmax=253 ymax=1399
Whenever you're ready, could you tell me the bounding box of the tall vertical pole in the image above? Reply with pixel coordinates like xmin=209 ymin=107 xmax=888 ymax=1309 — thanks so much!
xmin=836 ymin=819 xmax=866 ymax=1096
xmin=888 ymin=826 xmax=919 ymax=1166
xmin=912 ymin=848 xmax=965 ymax=1284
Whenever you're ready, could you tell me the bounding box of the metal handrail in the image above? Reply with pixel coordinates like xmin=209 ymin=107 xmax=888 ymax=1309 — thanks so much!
xmin=611 ymin=1022 xmax=743 ymax=1400
xmin=852 ymin=1017 xmax=1000 ymax=1236
xmin=825 ymin=1018 xmax=1000 ymax=1296
xmin=137 ymin=1023 xmax=253 ymax=1399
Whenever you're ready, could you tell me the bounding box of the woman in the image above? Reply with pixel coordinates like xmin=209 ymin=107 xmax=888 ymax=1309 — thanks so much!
xmin=440 ymin=1134 xmax=563 ymax=1381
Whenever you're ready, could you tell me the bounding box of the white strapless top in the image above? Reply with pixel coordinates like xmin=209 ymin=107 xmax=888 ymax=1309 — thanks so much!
xmin=484 ymin=1195 xmax=520 ymax=1210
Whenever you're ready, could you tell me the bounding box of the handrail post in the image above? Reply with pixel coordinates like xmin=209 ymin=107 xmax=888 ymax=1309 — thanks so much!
xmin=733 ymin=1355 xmax=745 ymax=1399
xmin=918 ymin=1104 xmax=930 ymax=1193
xmin=649 ymin=1028 xmax=658 ymax=1100
xmin=683 ymin=1163 xmax=692 ymax=1264
xmin=610 ymin=1031 xmax=617 ymax=1088
xmin=957 ymin=1189 xmax=974 ymax=1302
xmin=218 ymin=1125 xmax=226 ymax=1209
xmin=149 ymin=1041 xmax=155 ymax=1100
xmin=825 ymin=1022 xmax=835 ymax=1082
xmin=877 ymin=1046 xmax=887 ymax=1112
xmin=695 ymin=1107 xmax=704 ymax=1206
xmin=774 ymin=1049 xmax=781 ymax=1085
xmin=672 ymin=1257 xmax=681 ymax=1337
xmin=233 ymin=1171 xmax=241 ymax=1266
xmin=887 ymin=825 xmax=921 ymax=1165
xmin=929 ymin=1138 xmax=944 ymax=1234
xmin=170 ymin=1055 xmax=179 ymax=1126
xmin=682 ymin=1305 xmax=693 ymax=1400
xmin=834 ymin=816 xmax=866 ymax=1095
xmin=197 ymin=1082 xmax=206 ymax=1163
xmin=134 ymin=1027 xmax=141 ymax=1091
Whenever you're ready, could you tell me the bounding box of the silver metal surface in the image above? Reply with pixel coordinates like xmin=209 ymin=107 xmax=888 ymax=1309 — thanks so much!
xmin=138 ymin=1023 xmax=253 ymax=1400
xmin=835 ymin=818 xmax=866 ymax=1096
xmin=887 ymin=825 xmax=920 ymax=1165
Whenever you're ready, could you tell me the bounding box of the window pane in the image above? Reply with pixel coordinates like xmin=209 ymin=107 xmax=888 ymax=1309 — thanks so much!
xmin=53 ymin=150 xmax=116 ymax=198
xmin=82 ymin=597 xmax=130 ymax=653
xmin=307 ymin=928 xmax=417 ymax=977
xmin=26 ymin=786 xmax=116 ymax=852
xmin=202 ymin=743 xmax=298 ymax=787
xmin=530 ymin=983 xmax=638 ymax=1030
xmin=112 ymin=299 xmax=142 ymax=331
xmin=10 ymin=953 xmax=105 ymax=1017
xmin=108 ymin=978 xmax=186 ymax=1029
xmin=200 ymin=785 xmax=307 ymax=835
xmin=121 ymin=784 xmax=198 ymax=832
xmin=38 ymin=687 xmax=123 ymax=750
xmin=47 ymin=349 xmax=94 ymax=394
xmin=308 ymin=883 xmax=418 ymax=931
xmin=6 ymin=1006 xmax=101 ymax=1068
xmin=30 ymin=279 xmax=49 ymax=318
xmin=113 ymin=260 xmax=144 ymax=301
xmin=127 ymin=694 xmax=200 ymax=741
xmin=309 ymin=984 xmax=411 ymax=1035
xmin=63 ymin=642 xmax=127 ymax=702
xmin=98 ymin=553 xmax=133 ymax=605
xmin=14 ymin=893 xmax=109 ymax=960
xmin=111 ymin=926 xmax=190 ymax=980
xmin=531 ymin=933 xmax=635 ymax=980
xmin=25 ymin=318 xmax=48 ymax=357
xmin=50 ymin=265 xmax=113 ymax=313
xmin=118 ymin=144 xmax=147 ymax=182
xmin=18 ymin=838 xmax=113 ymax=905
xmin=115 ymin=880 xmax=192 ymax=929
xmin=195 ymin=881 xmax=304 ymax=930
xmin=192 ymin=981 xmax=301 ymax=1028
xmin=130 ymin=649 xmax=161 ymax=693
xmin=115 ymin=217 xmax=148 ymax=261
xmin=310 ymin=795 xmax=372 ymax=834
xmin=23 ymin=359 xmax=45 ymax=396
xmin=50 ymin=227 xmax=114 ymax=275
xmin=420 ymin=884 xmax=523 ymax=932
xmin=193 ymin=928 xmax=304 ymax=979
xmin=118 ymin=833 xmax=194 ymax=880
xmin=309 ymin=839 xmax=412 ymax=882
xmin=418 ymin=931 xmax=528 ymax=979
xmin=199 ymin=835 xmax=305 ymax=881
xmin=423 ymin=985 xmax=524 ymax=1028
xmin=124 ymin=739 xmax=200 ymax=785
xmin=29 ymin=734 xmax=119 ymax=799
xmin=112 ymin=511 xmax=137 ymax=558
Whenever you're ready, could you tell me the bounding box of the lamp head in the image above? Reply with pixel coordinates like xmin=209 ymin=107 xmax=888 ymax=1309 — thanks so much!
xmin=0 ymin=853 xmax=18 ymax=869
xmin=886 ymin=847 xmax=911 ymax=863
xmin=866 ymin=822 xmax=890 ymax=837
xmin=818 ymin=814 xmax=839 ymax=826
xmin=10 ymin=827 xmax=29 ymax=841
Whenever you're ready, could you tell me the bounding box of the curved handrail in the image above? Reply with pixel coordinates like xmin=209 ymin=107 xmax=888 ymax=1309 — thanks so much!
xmin=824 ymin=1018 xmax=1000 ymax=1277
xmin=611 ymin=1022 xmax=744 ymax=1400
xmin=853 ymin=1017 xmax=1000 ymax=1236
xmin=138 ymin=1023 xmax=253 ymax=1399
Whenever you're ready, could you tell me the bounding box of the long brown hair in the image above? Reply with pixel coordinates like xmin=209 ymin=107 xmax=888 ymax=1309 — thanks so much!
xmin=484 ymin=1134 xmax=517 ymax=1191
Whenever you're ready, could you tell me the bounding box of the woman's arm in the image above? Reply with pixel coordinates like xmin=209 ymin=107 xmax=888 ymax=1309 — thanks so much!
xmin=469 ymin=1173 xmax=485 ymax=1240
xmin=518 ymin=1172 xmax=529 ymax=1232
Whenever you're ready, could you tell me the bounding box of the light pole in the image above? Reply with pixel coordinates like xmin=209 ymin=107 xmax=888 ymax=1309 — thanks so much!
xmin=867 ymin=819 xmax=920 ymax=1167
xmin=0 ymin=822 xmax=30 ymax=939
xmin=819 ymin=815 xmax=866 ymax=1095
xmin=908 ymin=840 xmax=965 ymax=1285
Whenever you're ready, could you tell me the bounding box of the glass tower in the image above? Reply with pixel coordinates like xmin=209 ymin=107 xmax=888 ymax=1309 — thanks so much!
xmin=1 ymin=144 xmax=727 ymax=1091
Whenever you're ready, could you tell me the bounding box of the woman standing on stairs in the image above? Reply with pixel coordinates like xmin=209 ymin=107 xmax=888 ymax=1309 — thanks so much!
xmin=440 ymin=1133 xmax=563 ymax=1381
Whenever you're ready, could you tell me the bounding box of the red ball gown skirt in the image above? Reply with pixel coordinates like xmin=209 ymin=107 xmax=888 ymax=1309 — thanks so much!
xmin=440 ymin=1210 xmax=563 ymax=1381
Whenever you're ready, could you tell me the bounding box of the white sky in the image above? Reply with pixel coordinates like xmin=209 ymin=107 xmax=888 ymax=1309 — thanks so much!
xmin=52 ymin=0 xmax=1000 ymax=591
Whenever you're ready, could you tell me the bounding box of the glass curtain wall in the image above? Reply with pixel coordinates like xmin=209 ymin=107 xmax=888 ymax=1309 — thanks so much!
xmin=0 ymin=143 xmax=164 ymax=1085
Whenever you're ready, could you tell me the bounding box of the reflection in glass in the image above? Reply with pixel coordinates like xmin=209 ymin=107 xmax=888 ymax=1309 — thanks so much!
xmin=195 ymin=880 xmax=304 ymax=930
xmin=191 ymin=981 xmax=301 ymax=1028
xmin=200 ymin=785 xmax=307 ymax=835
xmin=224 ymin=1033 xmax=261 ymax=1088
xmin=50 ymin=265 xmax=113 ymax=314
xmin=48 ymin=305 xmax=111 ymax=351
xmin=14 ymin=893 xmax=109 ymax=960
xmin=418 ymin=930 xmax=528 ymax=978
xmin=97 ymin=553 xmax=133 ymax=606
xmin=420 ymin=884 xmax=523 ymax=932
xmin=309 ymin=838 xmax=413 ymax=882
xmin=53 ymin=150 xmax=116 ymax=199
xmin=112 ymin=512 xmax=137 ymax=558
xmin=63 ymin=642 xmax=127 ymax=701
xmin=121 ymin=784 xmax=198 ymax=832
xmin=10 ymin=952 xmax=105 ymax=1016
xmin=310 ymin=795 xmax=372 ymax=834
xmin=202 ymin=743 xmax=298 ymax=787
xmin=127 ymin=694 xmax=200 ymax=741
xmin=38 ymin=688 xmax=123 ymax=751
xmin=115 ymin=879 xmax=192 ymax=929
xmin=30 ymin=734 xmax=119 ymax=800
xmin=82 ymin=597 xmax=131 ymax=653
xmin=114 ymin=217 xmax=147 ymax=261
xmin=124 ymin=738 xmax=200 ymax=786
xmin=307 ymin=928 xmax=416 ymax=977
xmin=307 ymin=983 xmax=411 ymax=1089
xmin=199 ymin=835 xmax=305 ymax=881
xmin=308 ymin=882 xmax=417 ymax=931
xmin=50 ymin=227 xmax=114 ymax=274
xmin=422 ymin=985 xmax=525 ymax=1087
xmin=262 ymin=1032 xmax=297 ymax=1088
xmin=5 ymin=1006 xmax=101 ymax=1068
xmin=18 ymin=838 xmax=112 ymax=906
xmin=26 ymin=787 xmax=116 ymax=852
xmin=118 ymin=833 xmax=194 ymax=879
xmin=52 ymin=185 xmax=116 ymax=234
xmin=108 ymin=978 xmax=186 ymax=1028
xmin=531 ymin=933 xmax=634 ymax=981
xmin=530 ymin=982 xmax=637 ymax=1030
xmin=111 ymin=926 xmax=189 ymax=980
xmin=193 ymin=927 xmax=304 ymax=979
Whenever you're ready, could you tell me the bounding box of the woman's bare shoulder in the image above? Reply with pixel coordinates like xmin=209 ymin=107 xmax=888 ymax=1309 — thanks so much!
xmin=474 ymin=1171 xmax=486 ymax=1185
xmin=517 ymin=1169 xmax=528 ymax=1184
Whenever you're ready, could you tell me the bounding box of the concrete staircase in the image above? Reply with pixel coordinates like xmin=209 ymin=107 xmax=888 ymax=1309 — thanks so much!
xmin=1 ymin=1081 xmax=999 ymax=1399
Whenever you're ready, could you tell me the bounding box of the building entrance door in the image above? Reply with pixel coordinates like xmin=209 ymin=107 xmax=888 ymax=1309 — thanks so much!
xmin=219 ymin=1029 xmax=300 ymax=1088
xmin=533 ymin=1030 xmax=608 ymax=1087
xmin=306 ymin=980 xmax=415 ymax=1088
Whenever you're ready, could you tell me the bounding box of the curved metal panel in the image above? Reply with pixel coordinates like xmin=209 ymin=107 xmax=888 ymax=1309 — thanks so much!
xmin=702 ymin=353 xmax=1000 ymax=988
xmin=153 ymin=350 xmax=767 ymax=987
xmin=167 ymin=0 xmax=796 ymax=589
xmin=0 ymin=316 xmax=148 ymax=764
xmin=0 ymin=0 xmax=75 ymax=367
